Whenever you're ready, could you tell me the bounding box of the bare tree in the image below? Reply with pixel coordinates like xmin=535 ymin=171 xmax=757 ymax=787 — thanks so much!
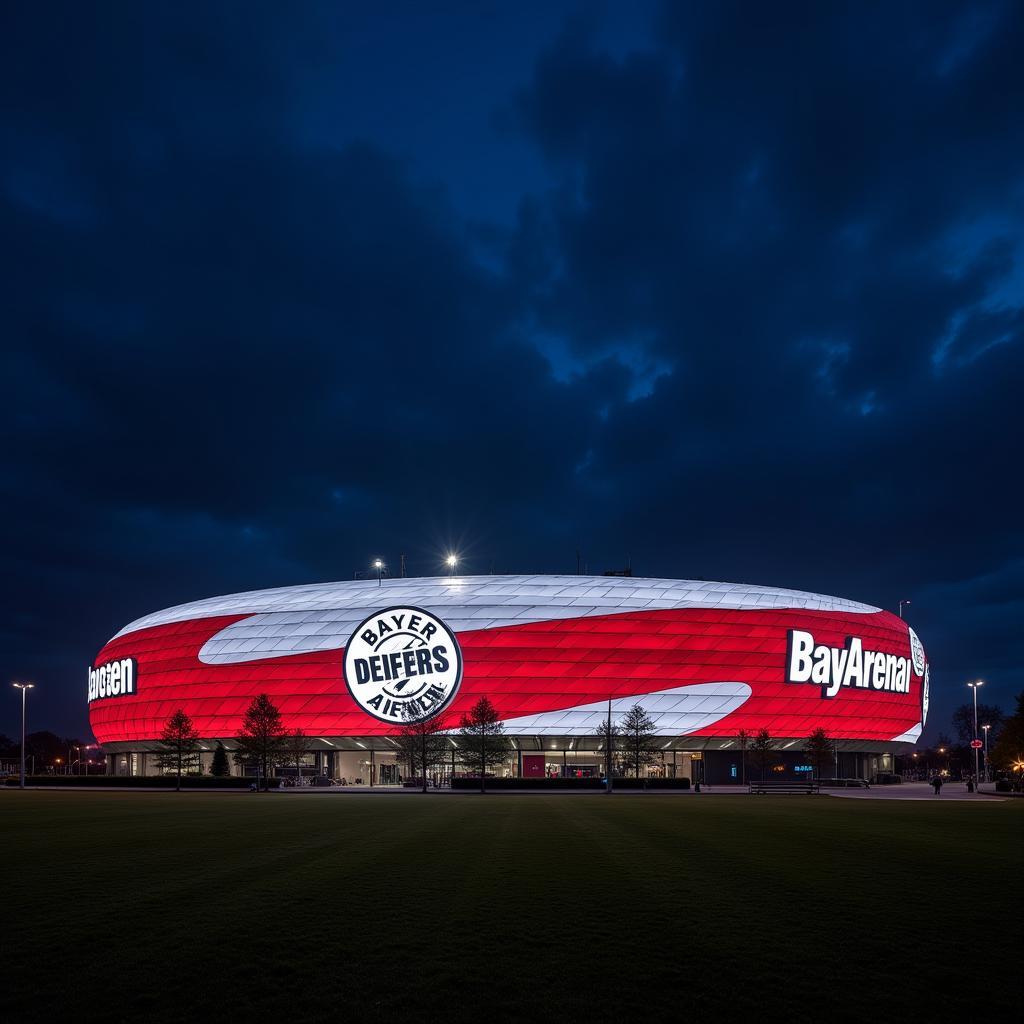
xmin=234 ymin=693 xmax=287 ymax=790
xmin=989 ymin=692 xmax=1024 ymax=788
xmin=456 ymin=697 xmax=507 ymax=793
xmin=619 ymin=704 xmax=659 ymax=779
xmin=596 ymin=699 xmax=621 ymax=793
xmin=803 ymin=727 xmax=835 ymax=781
xmin=394 ymin=707 xmax=451 ymax=792
xmin=951 ymin=702 xmax=1004 ymax=745
xmin=736 ymin=728 xmax=750 ymax=785
xmin=749 ymin=727 xmax=777 ymax=783
xmin=802 ymin=724 xmax=835 ymax=778
xmin=283 ymin=728 xmax=309 ymax=786
xmin=155 ymin=709 xmax=200 ymax=791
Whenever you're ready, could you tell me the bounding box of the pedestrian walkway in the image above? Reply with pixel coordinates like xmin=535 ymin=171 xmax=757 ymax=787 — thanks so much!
xmin=826 ymin=781 xmax=1006 ymax=801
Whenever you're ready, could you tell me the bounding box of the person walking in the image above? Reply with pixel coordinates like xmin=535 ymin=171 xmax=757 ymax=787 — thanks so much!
xmin=931 ymin=775 xmax=943 ymax=796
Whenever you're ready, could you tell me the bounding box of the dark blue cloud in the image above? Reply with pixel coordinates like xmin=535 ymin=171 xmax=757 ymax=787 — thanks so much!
xmin=1 ymin=1 xmax=1020 ymax=738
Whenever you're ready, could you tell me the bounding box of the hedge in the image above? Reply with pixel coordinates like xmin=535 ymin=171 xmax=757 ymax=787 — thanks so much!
xmin=453 ymin=776 xmax=604 ymax=790
xmin=609 ymin=777 xmax=691 ymax=789
xmin=4 ymin=775 xmax=280 ymax=789
xmin=451 ymin=776 xmax=691 ymax=790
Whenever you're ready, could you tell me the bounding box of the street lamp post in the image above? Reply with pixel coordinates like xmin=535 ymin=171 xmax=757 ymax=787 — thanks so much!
xmin=967 ymin=680 xmax=983 ymax=790
xmin=374 ymin=559 xmax=383 ymax=587
xmin=446 ymin=554 xmax=458 ymax=577
xmin=898 ymin=599 xmax=911 ymax=619
xmin=982 ymin=724 xmax=991 ymax=783
xmin=12 ymin=683 xmax=35 ymax=789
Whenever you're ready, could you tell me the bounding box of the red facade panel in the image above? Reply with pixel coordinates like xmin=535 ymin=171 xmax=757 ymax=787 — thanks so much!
xmin=89 ymin=605 xmax=924 ymax=743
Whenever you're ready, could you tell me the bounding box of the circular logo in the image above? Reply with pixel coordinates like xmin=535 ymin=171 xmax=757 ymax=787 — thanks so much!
xmin=921 ymin=663 xmax=930 ymax=726
xmin=907 ymin=626 xmax=925 ymax=677
xmin=344 ymin=605 xmax=462 ymax=724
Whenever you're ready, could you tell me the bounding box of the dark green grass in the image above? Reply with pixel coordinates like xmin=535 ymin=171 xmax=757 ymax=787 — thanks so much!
xmin=3 ymin=793 xmax=1021 ymax=1021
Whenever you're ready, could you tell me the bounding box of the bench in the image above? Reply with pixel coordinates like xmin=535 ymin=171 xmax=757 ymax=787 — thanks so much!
xmin=748 ymin=780 xmax=819 ymax=795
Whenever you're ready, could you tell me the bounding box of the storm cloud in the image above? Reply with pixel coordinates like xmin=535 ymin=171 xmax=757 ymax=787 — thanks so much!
xmin=1 ymin=1 xmax=1021 ymax=737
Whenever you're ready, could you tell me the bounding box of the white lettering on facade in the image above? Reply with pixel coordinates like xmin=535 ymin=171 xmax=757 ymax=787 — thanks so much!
xmin=786 ymin=630 xmax=917 ymax=699
xmin=88 ymin=658 xmax=137 ymax=703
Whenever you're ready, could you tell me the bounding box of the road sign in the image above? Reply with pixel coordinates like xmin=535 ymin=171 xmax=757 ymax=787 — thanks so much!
xmin=970 ymin=739 xmax=983 ymax=749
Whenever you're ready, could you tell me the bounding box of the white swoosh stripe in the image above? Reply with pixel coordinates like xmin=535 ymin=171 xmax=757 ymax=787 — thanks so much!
xmin=500 ymin=682 xmax=752 ymax=736
xmin=889 ymin=723 xmax=922 ymax=743
xmin=144 ymin=575 xmax=883 ymax=666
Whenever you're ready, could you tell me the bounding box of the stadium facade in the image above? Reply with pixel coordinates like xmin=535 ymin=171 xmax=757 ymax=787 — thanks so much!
xmin=88 ymin=575 xmax=929 ymax=784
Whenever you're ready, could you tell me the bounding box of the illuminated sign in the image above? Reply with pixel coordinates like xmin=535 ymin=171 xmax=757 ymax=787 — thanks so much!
xmin=88 ymin=657 xmax=137 ymax=703
xmin=786 ymin=629 xmax=916 ymax=699
xmin=343 ymin=606 xmax=462 ymax=723
xmin=921 ymin=664 xmax=930 ymax=725
xmin=794 ymin=764 xmax=813 ymax=773
xmin=908 ymin=627 xmax=925 ymax=676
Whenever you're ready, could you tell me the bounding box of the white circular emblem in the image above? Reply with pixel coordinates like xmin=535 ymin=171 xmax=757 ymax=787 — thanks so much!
xmin=908 ymin=626 xmax=925 ymax=677
xmin=921 ymin=663 xmax=930 ymax=726
xmin=344 ymin=605 xmax=462 ymax=723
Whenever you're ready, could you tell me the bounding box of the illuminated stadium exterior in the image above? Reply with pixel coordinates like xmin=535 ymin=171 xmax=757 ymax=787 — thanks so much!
xmin=89 ymin=575 xmax=929 ymax=783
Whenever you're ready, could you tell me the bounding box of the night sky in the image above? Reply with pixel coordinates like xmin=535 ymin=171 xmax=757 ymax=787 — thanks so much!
xmin=2 ymin=2 xmax=1021 ymax=741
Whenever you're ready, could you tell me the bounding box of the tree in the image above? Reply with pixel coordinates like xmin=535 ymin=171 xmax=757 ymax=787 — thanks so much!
xmin=210 ymin=741 xmax=230 ymax=777
xmin=618 ymin=704 xmax=658 ymax=779
xmin=736 ymin=728 xmax=751 ymax=785
xmin=749 ymin=728 xmax=777 ymax=783
xmin=990 ymin=692 xmax=1024 ymax=789
xmin=26 ymin=731 xmax=66 ymax=770
xmin=234 ymin=693 xmax=287 ymax=790
xmin=283 ymin=729 xmax=309 ymax=785
xmin=803 ymin=727 xmax=835 ymax=781
xmin=155 ymin=709 xmax=200 ymax=791
xmin=394 ymin=707 xmax=451 ymax=793
xmin=596 ymin=699 xmax=621 ymax=793
xmin=456 ymin=697 xmax=508 ymax=793
xmin=951 ymin=702 xmax=1004 ymax=745
xmin=933 ymin=733 xmax=955 ymax=775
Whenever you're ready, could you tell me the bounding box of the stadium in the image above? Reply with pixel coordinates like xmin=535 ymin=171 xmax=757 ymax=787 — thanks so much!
xmin=88 ymin=575 xmax=929 ymax=784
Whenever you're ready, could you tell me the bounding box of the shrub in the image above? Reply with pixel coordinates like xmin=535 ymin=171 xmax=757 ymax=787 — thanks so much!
xmin=450 ymin=776 xmax=691 ymax=790
xmin=451 ymin=776 xmax=604 ymax=790
xmin=610 ymin=777 xmax=691 ymax=790
xmin=5 ymin=775 xmax=280 ymax=789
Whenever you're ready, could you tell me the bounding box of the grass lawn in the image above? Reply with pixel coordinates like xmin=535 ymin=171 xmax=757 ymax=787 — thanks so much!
xmin=3 ymin=792 xmax=1021 ymax=1021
